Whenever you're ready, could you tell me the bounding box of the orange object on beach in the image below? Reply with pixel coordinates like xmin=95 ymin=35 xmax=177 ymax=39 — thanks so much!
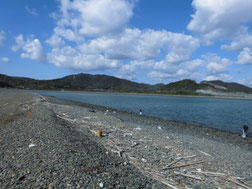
xmin=97 ymin=129 xmax=102 ymax=137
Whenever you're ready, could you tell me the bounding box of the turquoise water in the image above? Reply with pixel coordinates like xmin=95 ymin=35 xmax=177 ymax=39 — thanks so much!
xmin=33 ymin=91 xmax=252 ymax=134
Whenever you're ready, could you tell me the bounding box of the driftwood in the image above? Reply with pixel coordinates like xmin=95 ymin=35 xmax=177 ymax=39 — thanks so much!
xmin=56 ymin=115 xmax=76 ymax=122
xmin=161 ymin=155 xmax=196 ymax=170
xmin=237 ymin=179 xmax=252 ymax=188
xmin=198 ymin=150 xmax=212 ymax=157
xmin=151 ymin=174 xmax=178 ymax=189
xmin=225 ymin=178 xmax=252 ymax=189
xmin=166 ymin=160 xmax=205 ymax=169
xmin=191 ymin=170 xmax=226 ymax=177
xmin=174 ymin=171 xmax=202 ymax=181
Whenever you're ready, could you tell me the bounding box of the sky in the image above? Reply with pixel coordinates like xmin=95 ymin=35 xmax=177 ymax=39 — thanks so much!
xmin=1 ymin=0 xmax=252 ymax=86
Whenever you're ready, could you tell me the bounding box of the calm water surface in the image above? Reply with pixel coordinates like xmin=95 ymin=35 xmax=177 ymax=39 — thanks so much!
xmin=33 ymin=91 xmax=252 ymax=134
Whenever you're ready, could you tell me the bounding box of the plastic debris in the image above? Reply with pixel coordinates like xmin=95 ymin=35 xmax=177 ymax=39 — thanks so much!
xmin=157 ymin=126 xmax=163 ymax=130
xmin=141 ymin=158 xmax=147 ymax=162
xmin=99 ymin=183 xmax=104 ymax=188
xmin=28 ymin=143 xmax=36 ymax=148
xmin=97 ymin=129 xmax=102 ymax=137
xmin=134 ymin=127 xmax=142 ymax=131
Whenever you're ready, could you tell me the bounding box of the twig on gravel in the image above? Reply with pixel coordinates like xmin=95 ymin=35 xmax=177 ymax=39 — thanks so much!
xmin=165 ymin=160 xmax=205 ymax=169
xmin=174 ymin=171 xmax=202 ymax=181
xmin=191 ymin=170 xmax=226 ymax=177
xmin=134 ymin=139 xmax=153 ymax=142
xmin=161 ymin=155 xmax=196 ymax=170
xmin=175 ymin=155 xmax=196 ymax=160
xmin=151 ymin=174 xmax=178 ymax=189
xmin=225 ymin=178 xmax=252 ymax=189
xmin=237 ymin=179 xmax=252 ymax=188
xmin=56 ymin=115 xmax=75 ymax=122
xmin=198 ymin=150 xmax=212 ymax=157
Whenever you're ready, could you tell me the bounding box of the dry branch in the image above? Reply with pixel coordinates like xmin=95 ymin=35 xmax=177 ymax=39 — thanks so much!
xmin=198 ymin=150 xmax=212 ymax=157
xmin=166 ymin=160 xmax=205 ymax=169
xmin=191 ymin=171 xmax=226 ymax=177
xmin=225 ymin=178 xmax=252 ymax=189
xmin=161 ymin=155 xmax=196 ymax=170
xmin=151 ymin=174 xmax=178 ymax=189
xmin=174 ymin=171 xmax=202 ymax=181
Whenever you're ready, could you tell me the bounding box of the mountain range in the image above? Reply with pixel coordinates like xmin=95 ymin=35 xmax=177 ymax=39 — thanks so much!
xmin=1 ymin=73 xmax=252 ymax=95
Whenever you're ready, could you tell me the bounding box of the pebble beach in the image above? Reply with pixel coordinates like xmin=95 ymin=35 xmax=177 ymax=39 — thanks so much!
xmin=0 ymin=89 xmax=251 ymax=188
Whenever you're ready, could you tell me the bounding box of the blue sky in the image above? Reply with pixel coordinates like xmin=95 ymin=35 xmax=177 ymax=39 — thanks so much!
xmin=1 ymin=0 xmax=252 ymax=86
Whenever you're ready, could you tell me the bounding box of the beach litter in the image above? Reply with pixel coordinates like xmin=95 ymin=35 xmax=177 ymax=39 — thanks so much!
xmin=99 ymin=183 xmax=104 ymax=188
xmin=157 ymin=126 xmax=163 ymax=130
xmin=134 ymin=126 xmax=142 ymax=131
xmin=28 ymin=143 xmax=36 ymax=148
xmin=97 ymin=129 xmax=102 ymax=137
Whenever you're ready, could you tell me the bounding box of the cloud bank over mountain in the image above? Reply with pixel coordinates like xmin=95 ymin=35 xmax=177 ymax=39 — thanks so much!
xmin=8 ymin=0 xmax=252 ymax=86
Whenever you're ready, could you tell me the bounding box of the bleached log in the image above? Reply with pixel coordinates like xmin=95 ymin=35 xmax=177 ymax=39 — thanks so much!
xmin=198 ymin=150 xmax=212 ymax=157
xmin=151 ymin=174 xmax=178 ymax=189
xmin=166 ymin=160 xmax=205 ymax=169
xmin=174 ymin=171 xmax=202 ymax=181
xmin=226 ymin=178 xmax=252 ymax=189
xmin=161 ymin=155 xmax=196 ymax=170
xmin=191 ymin=170 xmax=226 ymax=177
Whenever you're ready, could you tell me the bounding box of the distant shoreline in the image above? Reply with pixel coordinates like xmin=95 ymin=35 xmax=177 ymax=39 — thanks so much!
xmin=24 ymin=88 xmax=252 ymax=101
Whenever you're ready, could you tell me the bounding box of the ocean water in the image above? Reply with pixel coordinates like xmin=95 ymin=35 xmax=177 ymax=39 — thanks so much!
xmin=33 ymin=91 xmax=252 ymax=134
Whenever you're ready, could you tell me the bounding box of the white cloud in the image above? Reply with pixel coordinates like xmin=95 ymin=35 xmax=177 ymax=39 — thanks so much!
xmin=201 ymin=54 xmax=232 ymax=81
xmin=80 ymin=28 xmax=199 ymax=61
xmin=237 ymin=48 xmax=252 ymax=65
xmin=47 ymin=46 xmax=120 ymax=71
xmin=221 ymin=33 xmax=252 ymax=51
xmin=0 ymin=57 xmax=9 ymax=62
xmin=148 ymin=59 xmax=203 ymax=81
xmin=25 ymin=5 xmax=39 ymax=16
xmin=45 ymin=0 xmax=200 ymax=74
xmin=204 ymin=74 xmax=232 ymax=82
xmin=55 ymin=0 xmax=134 ymax=38
xmin=0 ymin=30 xmax=5 ymax=45
xmin=203 ymin=54 xmax=231 ymax=74
xmin=188 ymin=0 xmax=252 ymax=44
xmin=43 ymin=0 xmax=202 ymax=81
xmin=12 ymin=34 xmax=47 ymax=63
xmin=53 ymin=27 xmax=84 ymax=42
xmin=46 ymin=34 xmax=65 ymax=47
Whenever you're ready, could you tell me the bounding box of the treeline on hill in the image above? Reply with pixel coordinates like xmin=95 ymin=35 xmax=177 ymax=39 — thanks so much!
xmin=1 ymin=73 xmax=252 ymax=94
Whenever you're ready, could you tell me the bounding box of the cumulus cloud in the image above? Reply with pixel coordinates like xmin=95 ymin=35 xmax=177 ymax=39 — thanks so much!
xmin=47 ymin=46 xmax=119 ymax=71
xmin=237 ymin=48 xmax=252 ymax=65
xmin=148 ymin=59 xmax=203 ymax=81
xmin=188 ymin=0 xmax=252 ymax=44
xmin=0 ymin=30 xmax=5 ymax=45
xmin=204 ymin=74 xmax=232 ymax=82
xmin=202 ymin=54 xmax=232 ymax=81
xmin=12 ymin=34 xmax=47 ymax=63
xmin=44 ymin=0 xmax=200 ymax=75
xmin=80 ymin=28 xmax=199 ymax=61
xmin=46 ymin=34 xmax=65 ymax=47
xmin=55 ymin=0 xmax=134 ymax=39
xmin=0 ymin=57 xmax=9 ymax=62
xmin=221 ymin=33 xmax=252 ymax=51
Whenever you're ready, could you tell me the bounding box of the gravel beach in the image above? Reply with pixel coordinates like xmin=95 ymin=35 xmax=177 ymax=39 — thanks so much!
xmin=0 ymin=89 xmax=252 ymax=188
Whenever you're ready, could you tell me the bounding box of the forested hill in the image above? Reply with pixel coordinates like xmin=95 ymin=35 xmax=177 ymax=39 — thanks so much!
xmin=1 ymin=73 xmax=252 ymax=94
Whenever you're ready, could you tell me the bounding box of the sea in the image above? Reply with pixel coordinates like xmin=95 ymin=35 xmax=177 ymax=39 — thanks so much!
xmin=32 ymin=91 xmax=252 ymax=135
